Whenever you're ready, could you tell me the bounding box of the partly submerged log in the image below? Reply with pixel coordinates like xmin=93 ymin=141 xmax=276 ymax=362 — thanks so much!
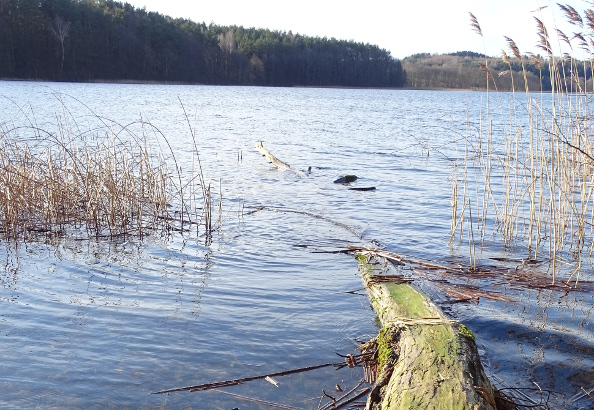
xmin=355 ymin=252 xmax=498 ymax=410
xmin=255 ymin=141 xmax=305 ymax=176
xmin=334 ymin=175 xmax=358 ymax=184
xmin=255 ymin=144 xmax=376 ymax=192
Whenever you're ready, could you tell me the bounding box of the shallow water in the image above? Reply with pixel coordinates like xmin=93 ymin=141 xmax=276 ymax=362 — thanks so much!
xmin=0 ymin=82 xmax=593 ymax=409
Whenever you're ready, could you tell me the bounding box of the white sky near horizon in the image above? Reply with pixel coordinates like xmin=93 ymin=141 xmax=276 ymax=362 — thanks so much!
xmin=123 ymin=0 xmax=590 ymax=59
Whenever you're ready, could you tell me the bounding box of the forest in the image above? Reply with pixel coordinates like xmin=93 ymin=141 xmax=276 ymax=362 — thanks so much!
xmin=403 ymin=51 xmax=594 ymax=92
xmin=4 ymin=0 xmax=589 ymax=91
xmin=0 ymin=0 xmax=405 ymax=87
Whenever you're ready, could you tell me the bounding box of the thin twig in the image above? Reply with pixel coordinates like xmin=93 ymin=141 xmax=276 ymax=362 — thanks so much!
xmin=581 ymin=386 xmax=594 ymax=402
xmin=322 ymin=388 xmax=370 ymax=410
xmin=320 ymin=379 xmax=366 ymax=410
xmin=215 ymin=390 xmax=303 ymax=410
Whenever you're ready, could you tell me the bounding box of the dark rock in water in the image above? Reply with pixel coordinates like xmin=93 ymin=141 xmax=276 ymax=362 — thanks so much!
xmin=334 ymin=175 xmax=358 ymax=184
xmin=349 ymin=187 xmax=376 ymax=191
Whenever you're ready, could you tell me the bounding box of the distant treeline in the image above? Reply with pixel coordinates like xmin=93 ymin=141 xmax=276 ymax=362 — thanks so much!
xmin=0 ymin=0 xmax=405 ymax=87
xmin=403 ymin=52 xmax=594 ymax=91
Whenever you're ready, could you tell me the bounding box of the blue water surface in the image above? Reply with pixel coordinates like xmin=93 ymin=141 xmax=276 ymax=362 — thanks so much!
xmin=0 ymin=82 xmax=592 ymax=409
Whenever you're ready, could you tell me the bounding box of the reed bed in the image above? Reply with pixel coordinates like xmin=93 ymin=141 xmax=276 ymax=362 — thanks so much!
xmin=452 ymin=6 xmax=594 ymax=283
xmin=0 ymin=107 xmax=214 ymax=242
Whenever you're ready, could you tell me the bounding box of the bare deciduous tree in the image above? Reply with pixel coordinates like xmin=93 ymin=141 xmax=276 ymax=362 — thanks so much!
xmin=217 ymin=29 xmax=236 ymax=54
xmin=50 ymin=16 xmax=71 ymax=78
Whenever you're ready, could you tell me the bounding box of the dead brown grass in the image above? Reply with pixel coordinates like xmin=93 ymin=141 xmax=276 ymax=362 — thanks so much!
xmin=452 ymin=6 xmax=594 ymax=284
xmin=0 ymin=109 xmax=211 ymax=241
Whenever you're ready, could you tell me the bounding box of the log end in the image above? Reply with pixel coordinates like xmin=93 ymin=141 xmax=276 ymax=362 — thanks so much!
xmin=358 ymin=255 xmax=498 ymax=410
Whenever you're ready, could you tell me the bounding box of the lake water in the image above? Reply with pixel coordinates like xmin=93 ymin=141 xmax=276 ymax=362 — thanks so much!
xmin=0 ymin=81 xmax=593 ymax=409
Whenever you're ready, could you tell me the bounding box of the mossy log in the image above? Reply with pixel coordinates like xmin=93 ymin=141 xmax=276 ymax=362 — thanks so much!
xmin=357 ymin=254 xmax=498 ymax=410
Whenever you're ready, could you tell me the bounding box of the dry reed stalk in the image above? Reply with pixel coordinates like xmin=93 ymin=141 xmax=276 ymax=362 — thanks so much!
xmin=449 ymin=161 xmax=459 ymax=244
xmin=218 ymin=177 xmax=223 ymax=227
xmin=468 ymin=199 xmax=476 ymax=269
xmin=178 ymin=99 xmax=206 ymax=230
xmin=457 ymin=7 xmax=594 ymax=285
xmin=0 ymin=106 xmax=214 ymax=242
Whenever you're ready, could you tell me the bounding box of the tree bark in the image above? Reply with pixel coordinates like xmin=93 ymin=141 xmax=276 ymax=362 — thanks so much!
xmin=357 ymin=253 xmax=497 ymax=410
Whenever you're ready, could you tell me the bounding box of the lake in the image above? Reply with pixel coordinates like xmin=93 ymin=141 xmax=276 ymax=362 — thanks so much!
xmin=0 ymin=82 xmax=592 ymax=409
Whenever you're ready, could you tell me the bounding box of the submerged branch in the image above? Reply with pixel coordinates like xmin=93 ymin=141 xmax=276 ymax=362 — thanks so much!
xmin=152 ymin=361 xmax=342 ymax=394
xmin=349 ymin=246 xmax=594 ymax=291
xmin=215 ymin=391 xmax=303 ymax=410
xmin=248 ymin=206 xmax=362 ymax=238
xmin=319 ymin=379 xmax=368 ymax=410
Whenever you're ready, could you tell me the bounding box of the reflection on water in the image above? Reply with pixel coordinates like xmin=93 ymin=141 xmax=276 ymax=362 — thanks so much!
xmin=445 ymin=286 xmax=594 ymax=408
xmin=0 ymin=82 xmax=592 ymax=409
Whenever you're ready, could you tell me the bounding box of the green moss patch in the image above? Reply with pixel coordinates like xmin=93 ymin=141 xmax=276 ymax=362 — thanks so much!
xmin=458 ymin=324 xmax=475 ymax=341
xmin=377 ymin=325 xmax=397 ymax=370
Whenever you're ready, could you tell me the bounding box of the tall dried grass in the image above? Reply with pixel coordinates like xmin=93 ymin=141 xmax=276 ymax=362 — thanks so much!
xmin=0 ymin=102 xmax=214 ymax=242
xmin=451 ymin=6 xmax=594 ymax=283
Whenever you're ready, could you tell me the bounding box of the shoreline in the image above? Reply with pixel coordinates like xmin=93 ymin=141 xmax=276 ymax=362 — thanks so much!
xmin=0 ymin=77 xmax=538 ymax=92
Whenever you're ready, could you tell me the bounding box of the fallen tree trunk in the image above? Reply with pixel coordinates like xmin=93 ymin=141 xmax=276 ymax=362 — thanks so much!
xmin=255 ymin=141 xmax=305 ymax=176
xmin=355 ymin=251 xmax=499 ymax=410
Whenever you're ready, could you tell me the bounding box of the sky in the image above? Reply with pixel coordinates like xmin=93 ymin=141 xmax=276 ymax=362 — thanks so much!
xmin=123 ymin=0 xmax=589 ymax=59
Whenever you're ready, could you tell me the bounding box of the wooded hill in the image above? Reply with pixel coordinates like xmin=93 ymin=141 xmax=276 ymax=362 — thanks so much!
xmin=403 ymin=51 xmax=594 ymax=92
xmin=0 ymin=0 xmax=405 ymax=87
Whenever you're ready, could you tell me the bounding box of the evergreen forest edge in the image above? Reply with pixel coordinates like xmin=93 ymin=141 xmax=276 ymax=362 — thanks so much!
xmin=0 ymin=0 xmax=404 ymax=87
xmin=0 ymin=0 xmax=586 ymax=90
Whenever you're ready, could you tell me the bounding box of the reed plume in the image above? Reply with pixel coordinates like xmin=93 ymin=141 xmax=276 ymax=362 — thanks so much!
xmin=469 ymin=12 xmax=483 ymax=37
xmin=584 ymin=9 xmax=594 ymax=32
xmin=535 ymin=17 xmax=553 ymax=55
xmin=504 ymin=36 xmax=522 ymax=60
xmin=455 ymin=5 xmax=594 ymax=284
xmin=557 ymin=29 xmax=573 ymax=49
xmin=558 ymin=3 xmax=583 ymax=26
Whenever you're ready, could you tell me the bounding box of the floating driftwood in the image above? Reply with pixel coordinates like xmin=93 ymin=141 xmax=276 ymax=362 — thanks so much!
xmin=335 ymin=175 xmax=376 ymax=191
xmin=255 ymin=144 xmax=377 ymax=193
xmin=265 ymin=376 xmax=279 ymax=387
xmin=255 ymin=141 xmax=305 ymax=176
xmin=354 ymin=251 xmax=499 ymax=410
xmin=334 ymin=175 xmax=358 ymax=184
